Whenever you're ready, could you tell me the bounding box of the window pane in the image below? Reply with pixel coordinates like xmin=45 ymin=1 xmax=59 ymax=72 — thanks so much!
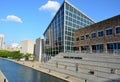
xmin=81 ymin=36 xmax=84 ymax=40
xmin=86 ymin=34 xmax=90 ymax=39
xmin=98 ymin=31 xmax=103 ymax=37
xmin=76 ymin=37 xmax=79 ymax=41
xmin=106 ymin=28 xmax=112 ymax=35
xmin=116 ymin=26 xmax=120 ymax=34
xmin=91 ymin=33 xmax=96 ymax=39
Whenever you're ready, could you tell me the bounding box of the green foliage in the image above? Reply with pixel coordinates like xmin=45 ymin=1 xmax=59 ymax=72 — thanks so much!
xmin=23 ymin=53 xmax=31 ymax=60
xmin=0 ymin=50 xmax=23 ymax=59
xmin=23 ymin=53 xmax=35 ymax=61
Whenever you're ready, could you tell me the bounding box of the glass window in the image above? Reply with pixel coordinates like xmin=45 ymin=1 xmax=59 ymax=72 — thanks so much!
xmin=107 ymin=42 xmax=120 ymax=53
xmin=66 ymin=16 xmax=68 ymax=20
xmin=77 ymin=21 xmax=80 ymax=24
xmin=68 ymin=31 xmax=71 ymax=36
xmin=81 ymin=46 xmax=89 ymax=53
xmin=76 ymin=37 xmax=79 ymax=41
xmin=66 ymin=3 xmax=69 ymax=10
xmin=66 ymin=21 xmax=68 ymax=25
xmin=86 ymin=34 xmax=90 ymax=40
xmin=98 ymin=31 xmax=103 ymax=37
xmin=81 ymin=18 xmax=83 ymax=21
xmin=73 ymin=19 xmax=76 ymax=23
xmin=68 ymin=22 xmax=72 ymax=26
xmin=70 ymin=6 xmax=73 ymax=12
xmin=74 ymin=9 xmax=77 ymax=14
xmin=76 ymin=25 xmax=79 ymax=28
xmin=66 ymin=11 xmax=68 ymax=15
xmin=73 ymin=14 xmax=76 ymax=18
xmin=116 ymin=26 xmax=120 ymax=34
xmin=65 ymin=46 xmax=70 ymax=51
xmin=91 ymin=32 xmax=96 ymax=39
xmin=106 ymin=28 xmax=112 ymax=36
xmin=92 ymin=44 xmax=104 ymax=53
xmin=77 ymin=16 xmax=80 ymax=20
xmin=81 ymin=36 xmax=84 ymax=40
xmin=69 ymin=17 xmax=72 ymax=21
xmin=69 ymin=12 xmax=72 ymax=17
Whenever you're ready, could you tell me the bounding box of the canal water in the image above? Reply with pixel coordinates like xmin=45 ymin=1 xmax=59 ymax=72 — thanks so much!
xmin=0 ymin=59 xmax=68 ymax=82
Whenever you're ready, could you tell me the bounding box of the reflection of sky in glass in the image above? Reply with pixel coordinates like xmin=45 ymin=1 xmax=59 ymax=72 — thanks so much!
xmin=0 ymin=59 xmax=67 ymax=82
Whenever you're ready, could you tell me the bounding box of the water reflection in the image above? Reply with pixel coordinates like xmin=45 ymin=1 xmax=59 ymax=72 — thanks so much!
xmin=0 ymin=59 xmax=67 ymax=82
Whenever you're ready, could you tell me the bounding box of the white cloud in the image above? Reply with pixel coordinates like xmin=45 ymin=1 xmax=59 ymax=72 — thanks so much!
xmin=1 ymin=15 xmax=23 ymax=23
xmin=11 ymin=43 xmax=19 ymax=48
xmin=39 ymin=0 xmax=60 ymax=12
xmin=7 ymin=15 xmax=23 ymax=23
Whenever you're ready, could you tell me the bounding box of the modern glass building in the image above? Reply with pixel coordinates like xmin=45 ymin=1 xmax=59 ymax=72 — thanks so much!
xmin=44 ymin=0 xmax=95 ymax=56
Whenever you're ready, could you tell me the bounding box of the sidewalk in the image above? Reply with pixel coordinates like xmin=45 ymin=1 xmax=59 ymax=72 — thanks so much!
xmin=0 ymin=70 xmax=8 ymax=82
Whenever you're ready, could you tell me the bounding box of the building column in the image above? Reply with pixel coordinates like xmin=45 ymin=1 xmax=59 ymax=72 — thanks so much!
xmin=79 ymin=46 xmax=81 ymax=53
xmin=89 ymin=45 xmax=92 ymax=53
xmin=104 ymin=43 xmax=108 ymax=53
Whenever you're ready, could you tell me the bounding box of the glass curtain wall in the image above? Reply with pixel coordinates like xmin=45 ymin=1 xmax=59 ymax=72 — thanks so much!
xmin=64 ymin=2 xmax=94 ymax=52
xmin=44 ymin=1 xmax=95 ymax=56
xmin=44 ymin=4 xmax=64 ymax=56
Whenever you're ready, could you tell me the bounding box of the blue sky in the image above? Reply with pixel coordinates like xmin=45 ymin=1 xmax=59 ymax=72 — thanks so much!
xmin=0 ymin=0 xmax=120 ymax=45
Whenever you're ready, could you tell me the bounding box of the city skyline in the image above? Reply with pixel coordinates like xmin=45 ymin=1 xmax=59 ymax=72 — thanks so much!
xmin=0 ymin=0 xmax=120 ymax=45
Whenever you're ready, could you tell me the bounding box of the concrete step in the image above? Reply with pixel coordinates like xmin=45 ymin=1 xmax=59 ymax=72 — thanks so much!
xmin=54 ymin=58 xmax=120 ymax=69
xmin=45 ymin=60 xmax=120 ymax=75
xmin=95 ymin=71 xmax=120 ymax=80
xmin=78 ymin=64 xmax=111 ymax=73
xmin=41 ymin=65 xmax=112 ymax=82
xmin=42 ymin=53 xmax=120 ymax=82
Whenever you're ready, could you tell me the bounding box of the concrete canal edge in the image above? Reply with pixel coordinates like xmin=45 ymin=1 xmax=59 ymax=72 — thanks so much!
xmin=5 ymin=58 xmax=84 ymax=82
xmin=0 ymin=70 xmax=9 ymax=82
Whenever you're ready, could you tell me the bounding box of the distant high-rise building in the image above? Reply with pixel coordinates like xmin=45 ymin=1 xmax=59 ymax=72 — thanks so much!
xmin=34 ymin=38 xmax=44 ymax=62
xmin=44 ymin=0 xmax=95 ymax=56
xmin=0 ymin=34 xmax=5 ymax=50
xmin=20 ymin=40 xmax=35 ymax=54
